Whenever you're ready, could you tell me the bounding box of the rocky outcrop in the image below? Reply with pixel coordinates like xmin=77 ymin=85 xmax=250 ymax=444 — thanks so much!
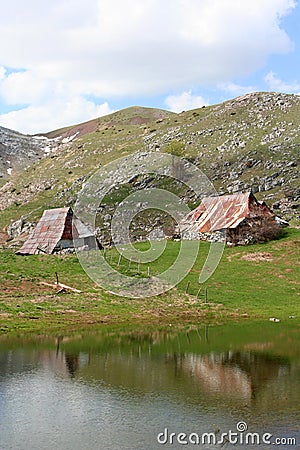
xmin=0 ymin=126 xmax=60 ymax=178
xmin=7 ymin=218 xmax=35 ymax=239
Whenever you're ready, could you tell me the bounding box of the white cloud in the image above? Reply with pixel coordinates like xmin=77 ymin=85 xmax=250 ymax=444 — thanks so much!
xmin=165 ymin=91 xmax=208 ymax=112
xmin=0 ymin=70 xmax=49 ymax=105
xmin=0 ymin=0 xmax=297 ymax=132
xmin=264 ymin=71 xmax=300 ymax=93
xmin=0 ymin=66 xmax=6 ymax=80
xmin=219 ymin=82 xmax=256 ymax=97
xmin=0 ymin=97 xmax=112 ymax=135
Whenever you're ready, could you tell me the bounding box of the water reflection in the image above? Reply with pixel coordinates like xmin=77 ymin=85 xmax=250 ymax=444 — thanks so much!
xmin=0 ymin=325 xmax=297 ymax=410
xmin=177 ymin=351 xmax=290 ymax=401
xmin=0 ymin=322 xmax=299 ymax=449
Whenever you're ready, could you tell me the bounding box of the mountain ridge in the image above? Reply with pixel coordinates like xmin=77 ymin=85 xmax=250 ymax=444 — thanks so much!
xmin=41 ymin=106 xmax=175 ymax=140
xmin=0 ymin=91 xmax=299 ymax=240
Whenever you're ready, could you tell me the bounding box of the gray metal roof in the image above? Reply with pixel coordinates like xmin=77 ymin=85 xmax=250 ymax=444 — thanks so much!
xmin=181 ymin=192 xmax=274 ymax=233
xmin=17 ymin=207 xmax=94 ymax=254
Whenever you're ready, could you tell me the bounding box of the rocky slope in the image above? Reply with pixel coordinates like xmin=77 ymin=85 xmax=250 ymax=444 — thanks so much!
xmin=0 ymin=93 xmax=299 ymax=242
xmin=0 ymin=126 xmax=57 ymax=180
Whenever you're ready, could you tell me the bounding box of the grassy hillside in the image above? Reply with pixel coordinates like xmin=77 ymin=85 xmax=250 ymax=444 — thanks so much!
xmin=0 ymin=92 xmax=299 ymax=238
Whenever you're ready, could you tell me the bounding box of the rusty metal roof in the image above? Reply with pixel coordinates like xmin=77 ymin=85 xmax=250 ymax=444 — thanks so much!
xmin=18 ymin=207 xmax=74 ymax=254
xmin=181 ymin=192 xmax=273 ymax=233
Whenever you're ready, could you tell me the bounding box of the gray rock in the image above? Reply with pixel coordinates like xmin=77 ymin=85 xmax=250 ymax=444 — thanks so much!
xmin=7 ymin=218 xmax=35 ymax=239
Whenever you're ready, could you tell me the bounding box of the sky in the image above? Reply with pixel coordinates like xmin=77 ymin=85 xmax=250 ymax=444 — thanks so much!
xmin=0 ymin=0 xmax=299 ymax=134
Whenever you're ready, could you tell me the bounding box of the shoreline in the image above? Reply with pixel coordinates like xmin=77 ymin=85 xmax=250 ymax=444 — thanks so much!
xmin=0 ymin=289 xmax=294 ymax=336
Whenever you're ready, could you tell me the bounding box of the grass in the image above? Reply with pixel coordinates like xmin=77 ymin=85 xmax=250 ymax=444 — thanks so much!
xmin=0 ymin=228 xmax=299 ymax=335
xmin=106 ymin=227 xmax=299 ymax=313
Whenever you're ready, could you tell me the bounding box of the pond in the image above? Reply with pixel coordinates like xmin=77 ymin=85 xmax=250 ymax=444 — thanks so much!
xmin=0 ymin=321 xmax=299 ymax=449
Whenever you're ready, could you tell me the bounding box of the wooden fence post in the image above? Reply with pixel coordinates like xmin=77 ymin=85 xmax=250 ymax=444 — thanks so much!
xmin=185 ymin=281 xmax=190 ymax=294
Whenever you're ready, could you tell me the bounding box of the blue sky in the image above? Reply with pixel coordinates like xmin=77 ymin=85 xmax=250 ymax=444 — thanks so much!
xmin=0 ymin=0 xmax=299 ymax=134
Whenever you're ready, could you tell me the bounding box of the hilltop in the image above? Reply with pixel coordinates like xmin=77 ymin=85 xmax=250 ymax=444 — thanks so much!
xmin=42 ymin=106 xmax=175 ymax=140
xmin=0 ymin=92 xmax=299 ymax=243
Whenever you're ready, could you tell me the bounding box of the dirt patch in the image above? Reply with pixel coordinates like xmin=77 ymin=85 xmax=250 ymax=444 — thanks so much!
xmin=0 ymin=232 xmax=8 ymax=244
xmin=227 ymin=252 xmax=241 ymax=262
xmin=127 ymin=116 xmax=150 ymax=125
xmin=241 ymin=252 xmax=273 ymax=262
xmin=47 ymin=118 xmax=99 ymax=139
xmin=2 ymin=280 xmax=53 ymax=295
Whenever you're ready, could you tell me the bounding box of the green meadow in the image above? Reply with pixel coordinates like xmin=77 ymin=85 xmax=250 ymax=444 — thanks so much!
xmin=0 ymin=228 xmax=299 ymax=335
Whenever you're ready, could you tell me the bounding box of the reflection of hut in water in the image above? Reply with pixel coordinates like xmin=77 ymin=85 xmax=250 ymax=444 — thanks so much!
xmin=39 ymin=350 xmax=70 ymax=377
xmin=3 ymin=341 xmax=292 ymax=411
xmin=37 ymin=343 xmax=83 ymax=378
xmin=180 ymin=353 xmax=251 ymax=399
xmin=178 ymin=351 xmax=289 ymax=401
xmin=66 ymin=347 xmax=291 ymax=410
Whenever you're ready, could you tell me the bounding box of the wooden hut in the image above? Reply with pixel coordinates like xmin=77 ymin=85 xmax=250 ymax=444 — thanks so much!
xmin=17 ymin=207 xmax=97 ymax=254
xmin=179 ymin=192 xmax=286 ymax=245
